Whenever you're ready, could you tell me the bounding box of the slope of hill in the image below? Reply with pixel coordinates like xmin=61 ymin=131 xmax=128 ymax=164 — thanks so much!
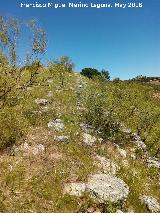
xmin=0 ymin=68 xmax=160 ymax=213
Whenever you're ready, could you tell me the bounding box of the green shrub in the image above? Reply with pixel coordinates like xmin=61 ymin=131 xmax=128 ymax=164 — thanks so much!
xmin=82 ymin=86 xmax=120 ymax=140
xmin=0 ymin=106 xmax=29 ymax=149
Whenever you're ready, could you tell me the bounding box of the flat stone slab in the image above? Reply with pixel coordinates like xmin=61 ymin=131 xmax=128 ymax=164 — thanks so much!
xmin=141 ymin=195 xmax=160 ymax=212
xmin=64 ymin=174 xmax=129 ymax=204
xmin=86 ymin=174 xmax=129 ymax=203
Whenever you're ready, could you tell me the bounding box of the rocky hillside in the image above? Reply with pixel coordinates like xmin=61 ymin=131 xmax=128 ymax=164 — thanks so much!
xmin=0 ymin=69 xmax=160 ymax=213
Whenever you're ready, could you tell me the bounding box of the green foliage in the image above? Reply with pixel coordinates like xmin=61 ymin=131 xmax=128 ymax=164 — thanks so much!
xmin=105 ymin=82 xmax=160 ymax=156
xmin=80 ymin=68 xmax=100 ymax=79
xmin=80 ymin=67 xmax=110 ymax=81
xmin=101 ymin=69 xmax=110 ymax=80
xmin=112 ymin=77 xmax=120 ymax=83
xmin=0 ymin=106 xmax=28 ymax=149
xmin=48 ymin=56 xmax=74 ymax=86
xmin=82 ymin=84 xmax=121 ymax=140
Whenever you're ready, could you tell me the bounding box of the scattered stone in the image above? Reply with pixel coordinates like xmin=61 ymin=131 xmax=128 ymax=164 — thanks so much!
xmin=87 ymin=207 xmax=95 ymax=213
xmin=35 ymin=98 xmax=48 ymax=106
xmin=54 ymin=136 xmax=69 ymax=144
xmin=116 ymin=210 xmax=124 ymax=213
xmin=64 ymin=174 xmax=129 ymax=204
xmin=83 ymin=133 xmax=96 ymax=146
xmin=93 ymin=210 xmax=101 ymax=213
xmin=41 ymin=105 xmax=50 ymax=112
xmin=134 ymin=140 xmax=146 ymax=149
xmin=86 ymin=174 xmax=129 ymax=203
xmin=14 ymin=142 xmax=45 ymax=156
xmin=26 ymin=86 xmax=32 ymax=91
xmin=47 ymin=91 xmax=53 ymax=97
xmin=78 ymin=84 xmax=83 ymax=89
xmin=117 ymin=148 xmax=127 ymax=158
xmin=132 ymin=133 xmax=146 ymax=149
xmin=130 ymin=153 xmax=136 ymax=160
xmin=141 ymin=195 xmax=160 ymax=212
xmin=147 ymin=157 xmax=160 ymax=169
xmin=47 ymin=79 xmax=53 ymax=84
xmin=48 ymin=119 xmax=64 ymax=131
xmin=96 ymin=155 xmax=119 ymax=175
xmin=64 ymin=182 xmax=86 ymax=197
xmin=80 ymin=123 xmax=94 ymax=133
xmin=121 ymin=125 xmax=132 ymax=134
xmin=98 ymin=138 xmax=103 ymax=144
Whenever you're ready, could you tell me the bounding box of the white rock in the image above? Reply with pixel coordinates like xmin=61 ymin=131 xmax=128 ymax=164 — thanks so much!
xmin=87 ymin=207 xmax=95 ymax=213
xmin=47 ymin=79 xmax=53 ymax=84
xmin=47 ymin=91 xmax=53 ymax=97
xmin=132 ymin=133 xmax=146 ymax=149
xmin=147 ymin=157 xmax=160 ymax=169
xmin=80 ymin=123 xmax=93 ymax=133
xmin=35 ymin=98 xmax=48 ymax=106
xmin=116 ymin=210 xmax=124 ymax=213
xmin=83 ymin=133 xmax=96 ymax=146
xmin=141 ymin=195 xmax=160 ymax=212
xmin=121 ymin=125 xmax=132 ymax=134
xmin=54 ymin=136 xmax=69 ymax=144
xmin=48 ymin=119 xmax=64 ymax=131
xmin=41 ymin=106 xmax=50 ymax=112
xmin=130 ymin=153 xmax=136 ymax=160
xmin=64 ymin=183 xmax=86 ymax=197
xmin=117 ymin=148 xmax=127 ymax=158
xmin=78 ymin=84 xmax=83 ymax=89
xmin=16 ymin=143 xmax=45 ymax=156
xmin=23 ymin=142 xmax=29 ymax=150
xmin=98 ymin=138 xmax=103 ymax=144
xmin=96 ymin=155 xmax=119 ymax=175
xmin=86 ymin=174 xmax=129 ymax=203
xmin=135 ymin=140 xmax=146 ymax=149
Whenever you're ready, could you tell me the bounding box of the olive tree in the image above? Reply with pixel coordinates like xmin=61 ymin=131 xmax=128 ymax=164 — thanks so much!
xmin=49 ymin=56 xmax=74 ymax=86
xmin=0 ymin=16 xmax=47 ymax=107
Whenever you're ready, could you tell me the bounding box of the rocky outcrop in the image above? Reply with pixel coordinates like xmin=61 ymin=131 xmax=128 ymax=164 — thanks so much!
xmin=87 ymin=174 xmax=129 ymax=203
xmin=147 ymin=157 xmax=160 ymax=169
xmin=13 ymin=142 xmax=45 ymax=156
xmin=64 ymin=174 xmax=129 ymax=204
xmin=95 ymin=155 xmax=119 ymax=175
xmin=117 ymin=148 xmax=127 ymax=158
xmin=131 ymin=133 xmax=146 ymax=149
xmin=54 ymin=135 xmax=69 ymax=144
xmin=83 ymin=133 xmax=96 ymax=146
xmin=48 ymin=119 xmax=64 ymax=131
xmin=80 ymin=123 xmax=94 ymax=134
xmin=141 ymin=195 xmax=160 ymax=212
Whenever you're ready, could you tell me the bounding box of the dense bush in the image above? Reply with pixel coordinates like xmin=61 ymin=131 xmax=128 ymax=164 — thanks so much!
xmin=80 ymin=68 xmax=110 ymax=81
xmin=81 ymin=80 xmax=160 ymax=156
xmin=0 ymin=106 xmax=28 ymax=149
xmin=82 ymin=83 xmax=121 ymax=141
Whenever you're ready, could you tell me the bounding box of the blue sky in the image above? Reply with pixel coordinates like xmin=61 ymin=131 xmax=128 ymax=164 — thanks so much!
xmin=0 ymin=0 xmax=160 ymax=79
